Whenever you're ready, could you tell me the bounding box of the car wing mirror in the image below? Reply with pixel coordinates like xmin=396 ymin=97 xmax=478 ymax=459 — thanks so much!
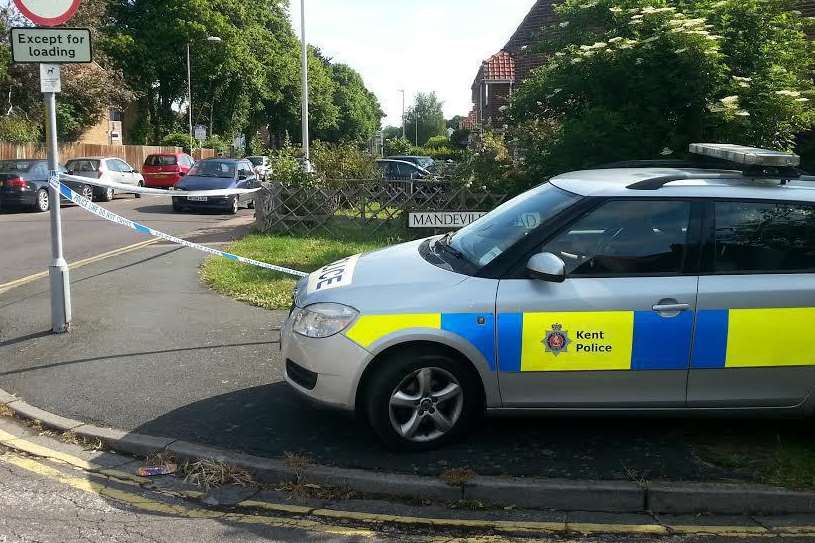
xmin=238 ymin=173 xmax=248 ymax=180
xmin=527 ymin=252 xmax=567 ymax=283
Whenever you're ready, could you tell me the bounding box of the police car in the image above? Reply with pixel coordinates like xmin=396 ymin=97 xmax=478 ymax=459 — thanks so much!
xmin=282 ymin=144 xmax=815 ymax=450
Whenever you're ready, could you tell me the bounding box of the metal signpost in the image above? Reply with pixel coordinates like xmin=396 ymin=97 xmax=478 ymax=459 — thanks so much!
xmin=12 ymin=0 xmax=87 ymax=334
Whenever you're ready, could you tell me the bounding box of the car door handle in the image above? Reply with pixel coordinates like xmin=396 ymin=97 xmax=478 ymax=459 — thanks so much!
xmin=652 ymin=303 xmax=690 ymax=313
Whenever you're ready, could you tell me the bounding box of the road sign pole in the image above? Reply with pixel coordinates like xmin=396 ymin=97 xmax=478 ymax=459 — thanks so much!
xmin=44 ymin=87 xmax=71 ymax=333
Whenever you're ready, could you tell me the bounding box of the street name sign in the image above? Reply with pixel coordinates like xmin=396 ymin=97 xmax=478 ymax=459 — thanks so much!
xmin=408 ymin=212 xmax=488 ymax=229
xmin=194 ymin=124 xmax=207 ymax=142
xmin=13 ymin=0 xmax=81 ymax=27
xmin=11 ymin=27 xmax=92 ymax=64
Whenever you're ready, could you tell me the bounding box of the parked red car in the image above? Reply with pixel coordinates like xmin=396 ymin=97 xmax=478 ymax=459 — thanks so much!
xmin=142 ymin=153 xmax=195 ymax=188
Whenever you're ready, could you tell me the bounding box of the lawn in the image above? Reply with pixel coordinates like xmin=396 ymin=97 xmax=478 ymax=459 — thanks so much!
xmin=200 ymin=224 xmax=399 ymax=310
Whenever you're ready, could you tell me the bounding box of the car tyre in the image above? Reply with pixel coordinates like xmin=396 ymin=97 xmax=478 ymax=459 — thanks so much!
xmin=135 ymin=180 xmax=143 ymax=198
xmin=99 ymin=187 xmax=114 ymax=202
xmin=34 ymin=188 xmax=49 ymax=212
xmin=81 ymin=185 xmax=94 ymax=201
xmin=247 ymin=199 xmax=255 ymax=210
xmin=364 ymin=348 xmax=482 ymax=452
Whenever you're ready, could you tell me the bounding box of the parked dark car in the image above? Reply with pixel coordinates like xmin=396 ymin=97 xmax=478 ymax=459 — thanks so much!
xmin=172 ymin=158 xmax=259 ymax=214
xmin=386 ymin=155 xmax=435 ymax=171
xmin=376 ymin=159 xmax=433 ymax=181
xmin=0 ymin=159 xmax=87 ymax=212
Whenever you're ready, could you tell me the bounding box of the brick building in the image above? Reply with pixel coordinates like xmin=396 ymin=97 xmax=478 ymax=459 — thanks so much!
xmin=467 ymin=0 xmax=815 ymax=130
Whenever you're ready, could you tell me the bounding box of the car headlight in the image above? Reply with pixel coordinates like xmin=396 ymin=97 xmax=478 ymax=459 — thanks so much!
xmin=292 ymin=303 xmax=359 ymax=338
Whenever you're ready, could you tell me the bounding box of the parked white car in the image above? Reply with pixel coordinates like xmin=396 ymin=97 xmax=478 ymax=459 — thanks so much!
xmin=64 ymin=156 xmax=146 ymax=202
xmin=247 ymin=156 xmax=271 ymax=181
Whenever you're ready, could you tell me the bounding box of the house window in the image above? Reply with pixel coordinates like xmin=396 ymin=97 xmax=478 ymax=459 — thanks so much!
xmin=110 ymin=110 xmax=123 ymax=122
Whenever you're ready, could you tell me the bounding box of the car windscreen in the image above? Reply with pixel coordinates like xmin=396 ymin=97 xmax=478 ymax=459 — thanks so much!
xmin=65 ymin=160 xmax=100 ymax=173
xmin=187 ymin=160 xmax=236 ymax=178
xmin=417 ymin=157 xmax=434 ymax=169
xmin=247 ymin=157 xmax=264 ymax=166
xmin=145 ymin=155 xmax=178 ymax=166
xmin=0 ymin=160 xmax=34 ymax=173
xmin=448 ymin=183 xmax=581 ymax=268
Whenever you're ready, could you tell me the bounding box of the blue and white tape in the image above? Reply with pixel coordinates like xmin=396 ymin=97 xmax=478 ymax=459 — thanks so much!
xmin=60 ymin=172 xmax=261 ymax=198
xmin=51 ymin=179 xmax=308 ymax=279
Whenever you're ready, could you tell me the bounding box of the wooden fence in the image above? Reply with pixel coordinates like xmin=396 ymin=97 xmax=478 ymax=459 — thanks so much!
xmin=256 ymin=180 xmax=508 ymax=237
xmin=0 ymin=143 xmax=215 ymax=167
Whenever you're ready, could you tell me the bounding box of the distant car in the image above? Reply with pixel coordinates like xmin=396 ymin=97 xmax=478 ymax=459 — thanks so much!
xmin=0 ymin=159 xmax=61 ymax=212
xmin=386 ymin=155 xmax=435 ymax=171
xmin=172 ymin=158 xmax=259 ymax=215
xmin=142 ymin=152 xmax=194 ymax=189
xmin=64 ymin=157 xmax=145 ymax=202
xmin=247 ymin=156 xmax=271 ymax=181
xmin=376 ymin=159 xmax=433 ymax=181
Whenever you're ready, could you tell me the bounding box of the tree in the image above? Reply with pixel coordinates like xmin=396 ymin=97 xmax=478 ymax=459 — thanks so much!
xmin=510 ymin=0 xmax=815 ymax=180
xmin=404 ymin=92 xmax=446 ymax=147
xmin=314 ymin=63 xmax=383 ymax=143
xmin=0 ymin=0 xmax=134 ymax=142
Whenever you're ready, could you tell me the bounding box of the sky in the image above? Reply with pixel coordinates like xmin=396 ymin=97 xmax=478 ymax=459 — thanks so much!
xmin=290 ymin=0 xmax=538 ymax=128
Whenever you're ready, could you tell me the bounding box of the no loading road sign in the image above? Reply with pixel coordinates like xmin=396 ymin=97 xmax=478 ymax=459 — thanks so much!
xmin=13 ymin=0 xmax=81 ymax=27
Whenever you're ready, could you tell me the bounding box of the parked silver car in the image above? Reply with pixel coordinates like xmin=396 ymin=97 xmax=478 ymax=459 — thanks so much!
xmin=64 ymin=156 xmax=145 ymax=202
xmin=282 ymin=144 xmax=815 ymax=450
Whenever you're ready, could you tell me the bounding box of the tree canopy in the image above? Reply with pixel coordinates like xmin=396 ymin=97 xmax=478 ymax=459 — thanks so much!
xmin=404 ymin=92 xmax=447 ymax=146
xmin=510 ymin=0 xmax=815 ymax=179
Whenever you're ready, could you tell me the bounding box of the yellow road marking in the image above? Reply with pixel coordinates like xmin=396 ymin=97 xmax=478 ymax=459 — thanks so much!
xmin=0 ymin=452 xmax=375 ymax=538
xmin=2 ymin=430 xmax=814 ymax=539
xmin=0 ymin=238 xmax=159 ymax=294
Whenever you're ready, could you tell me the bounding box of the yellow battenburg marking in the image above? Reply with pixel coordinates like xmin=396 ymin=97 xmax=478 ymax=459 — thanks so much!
xmin=346 ymin=314 xmax=441 ymax=348
xmin=726 ymin=308 xmax=815 ymax=368
xmin=522 ymin=311 xmax=634 ymax=372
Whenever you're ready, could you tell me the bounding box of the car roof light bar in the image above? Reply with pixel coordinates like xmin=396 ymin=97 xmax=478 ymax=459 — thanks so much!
xmin=689 ymin=143 xmax=800 ymax=168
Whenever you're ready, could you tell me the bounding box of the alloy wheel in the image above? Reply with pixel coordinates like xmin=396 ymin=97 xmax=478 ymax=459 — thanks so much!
xmin=388 ymin=367 xmax=464 ymax=443
xmin=37 ymin=189 xmax=49 ymax=211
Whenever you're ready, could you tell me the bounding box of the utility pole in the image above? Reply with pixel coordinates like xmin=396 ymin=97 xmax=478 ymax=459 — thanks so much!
xmin=44 ymin=67 xmax=71 ymax=333
xmin=300 ymin=0 xmax=311 ymax=172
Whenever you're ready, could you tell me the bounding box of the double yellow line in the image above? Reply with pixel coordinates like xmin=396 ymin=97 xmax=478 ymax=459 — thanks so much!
xmin=0 ymin=424 xmax=810 ymax=541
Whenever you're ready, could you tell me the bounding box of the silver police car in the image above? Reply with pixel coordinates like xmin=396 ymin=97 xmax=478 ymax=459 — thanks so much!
xmin=282 ymin=144 xmax=815 ymax=450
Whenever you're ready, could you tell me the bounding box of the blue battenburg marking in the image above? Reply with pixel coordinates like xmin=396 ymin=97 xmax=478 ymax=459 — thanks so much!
xmin=134 ymin=223 xmax=151 ymax=234
xmin=691 ymin=310 xmax=729 ymax=369
xmin=497 ymin=313 xmax=523 ymax=373
xmin=223 ymin=253 xmax=239 ymax=261
xmin=631 ymin=311 xmax=693 ymax=370
xmin=441 ymin=313 xmax=496 ymax=370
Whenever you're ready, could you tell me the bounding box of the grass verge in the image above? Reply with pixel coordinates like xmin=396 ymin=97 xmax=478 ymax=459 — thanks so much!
xmin=200 ymin=223 xmax=398 ymax=310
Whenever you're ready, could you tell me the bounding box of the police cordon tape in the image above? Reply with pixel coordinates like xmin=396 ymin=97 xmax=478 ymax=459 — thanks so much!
xmin=59 ymin=172 xmax=261 ymax=198
xmin=50 ymin=178 xmax=309 ymax=279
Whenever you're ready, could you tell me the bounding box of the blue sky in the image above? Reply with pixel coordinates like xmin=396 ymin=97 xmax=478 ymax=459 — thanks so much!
xmin=290 ymin=0 xmax=538 ymax=127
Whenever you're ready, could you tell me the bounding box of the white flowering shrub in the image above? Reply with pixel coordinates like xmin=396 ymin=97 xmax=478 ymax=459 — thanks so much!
xmin=509 ymin=0 xmax=815 ymax=180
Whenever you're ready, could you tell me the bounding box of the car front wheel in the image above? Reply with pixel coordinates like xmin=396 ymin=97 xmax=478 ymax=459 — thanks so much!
xmin=364 ymin=349 xmax=482 ymax=451
xmin=34 ymin=188 xmax=49 ymax=212
xmin=227 ymin=195 xmax=239 ymax=215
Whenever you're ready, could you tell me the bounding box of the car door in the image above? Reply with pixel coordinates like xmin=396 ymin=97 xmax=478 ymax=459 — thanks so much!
xmin=688 ymin=200 xmax=815 ymax=408
xmin=104 ymin=159 xmax=124 ymax=185
xmin=496 ymin=199 xmax=702 ymax=408
xmin=118 ymin=159 xmax=137 ymax=186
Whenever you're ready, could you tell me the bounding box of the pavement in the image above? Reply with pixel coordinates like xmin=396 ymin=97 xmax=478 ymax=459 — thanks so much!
xmin=0 ymin=193 xmax=255 ymax=285
xmin=0 ymin=233 xmax=786 ymax=483
xmin=3 ymin=419 xmax=814 ymax=543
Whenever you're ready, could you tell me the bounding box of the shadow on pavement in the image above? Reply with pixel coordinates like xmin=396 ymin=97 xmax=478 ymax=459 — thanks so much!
xmin=131 ymin=382 xmax=739 ymax=481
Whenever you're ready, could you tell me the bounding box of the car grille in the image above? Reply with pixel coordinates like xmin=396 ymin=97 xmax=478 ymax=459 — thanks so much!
xmin=286 ymin=360 xmax=318 ymax=390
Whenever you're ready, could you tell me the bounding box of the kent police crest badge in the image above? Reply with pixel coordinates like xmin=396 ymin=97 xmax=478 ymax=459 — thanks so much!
xmin=543 ymin=323 xmax=570 ymax=356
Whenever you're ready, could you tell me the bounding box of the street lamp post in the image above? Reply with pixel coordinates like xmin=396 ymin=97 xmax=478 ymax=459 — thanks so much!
xmin=300 ymin=0 xmax=312 ymax=172
xmin=399 ymin=89 xmax=405 ymax=139
xmin=187 ymin=36 xmax=222 ymax=144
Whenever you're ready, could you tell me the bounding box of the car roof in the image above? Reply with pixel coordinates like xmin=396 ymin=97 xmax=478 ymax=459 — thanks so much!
xmin=199 ymin=157 xmax=241 ymax=163
xmin=66 ymin=156 xmax=121 ymax=161
xmin=550 ymin=167 xmax=815 ymax=203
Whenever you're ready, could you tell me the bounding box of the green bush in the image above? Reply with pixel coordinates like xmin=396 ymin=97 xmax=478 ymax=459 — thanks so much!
xmin=0 ymin=116 xmax=40 ymax=144
xmin=312 ymin=140 xmax=379 ymax=179
xmin=383 ymin=137 xmax=413 ymax=157
xmin=161 ymin=132 xmax=195 ymax=153
xmin=203 ymin=135 xmax=228 ymax=155
xmin=424 ymin=135 xmax=450 ymax=149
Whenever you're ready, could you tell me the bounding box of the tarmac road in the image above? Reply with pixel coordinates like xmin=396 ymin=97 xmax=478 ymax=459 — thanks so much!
xmin=0 ymin=192 xmax=254 ymax=286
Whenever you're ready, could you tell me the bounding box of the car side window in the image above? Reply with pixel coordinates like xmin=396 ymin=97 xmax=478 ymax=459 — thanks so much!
xmin=713 ymin=201 xmax=815 ymax=273
xmin=238 ymin=162 xmax=253 ymax=178
xmin=541 ymin=200 xmax=692 ymax=276
xmin=108 ymin=160 xmax=124 ymax=172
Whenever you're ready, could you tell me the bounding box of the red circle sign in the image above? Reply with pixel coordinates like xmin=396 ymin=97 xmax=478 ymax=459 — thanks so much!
xmin=13 ymin=0 xmax=81 ymax=27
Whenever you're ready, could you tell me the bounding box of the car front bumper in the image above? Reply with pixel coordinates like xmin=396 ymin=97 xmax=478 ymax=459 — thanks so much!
xmin=280 ymin=312 xmax=371 ymax=411
xmin=173 ymin=195 xmax=235 ymax=210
